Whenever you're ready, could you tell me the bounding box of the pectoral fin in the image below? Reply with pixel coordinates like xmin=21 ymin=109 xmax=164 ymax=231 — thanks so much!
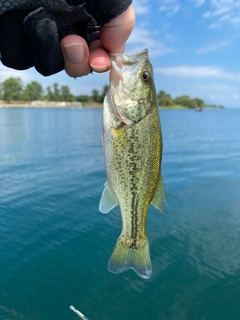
xmin=151 ymin=174 xmax=166 ymax=213
xmin=99 ymin=181 xmax=118 ymax=213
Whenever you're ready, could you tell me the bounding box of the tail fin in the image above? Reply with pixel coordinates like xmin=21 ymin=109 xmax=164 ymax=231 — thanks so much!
xmin=108 ymin=234 xmax=152 ymax=279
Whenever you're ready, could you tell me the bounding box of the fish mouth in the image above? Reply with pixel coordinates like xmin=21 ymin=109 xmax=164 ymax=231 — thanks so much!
xmin=109 ymin=48 xmax=149 ymax=90
xmin=108 ymin=49 xmax=150 ymax=125
xmin=109 ymin=49 xmax=149 ymax=67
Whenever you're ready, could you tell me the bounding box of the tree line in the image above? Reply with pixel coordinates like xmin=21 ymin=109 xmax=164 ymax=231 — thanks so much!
xmin=0 ymin=77 xmax=108 ymax=104
xmin=0 ymin=77 xmax=224 ymax=108
xmin=157 ymin=90 xmax=224 ymax=109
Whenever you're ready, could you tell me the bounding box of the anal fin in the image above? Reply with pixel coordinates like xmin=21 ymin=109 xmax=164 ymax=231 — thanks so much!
xmin=151 ymin=174 xmax=166 ymax=213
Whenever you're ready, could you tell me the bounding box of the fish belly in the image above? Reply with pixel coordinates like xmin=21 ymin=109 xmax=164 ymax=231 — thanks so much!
xmin=102 ymin=104 xmax=162 ymax=278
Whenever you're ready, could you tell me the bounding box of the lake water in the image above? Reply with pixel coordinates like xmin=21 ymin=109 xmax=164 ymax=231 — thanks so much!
xmin=0 ymin=107 xmax=240 ymax=320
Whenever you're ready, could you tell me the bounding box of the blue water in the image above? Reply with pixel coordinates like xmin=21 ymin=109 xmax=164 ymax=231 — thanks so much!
xmin=1 ymin=108 xmax=240 ymax=320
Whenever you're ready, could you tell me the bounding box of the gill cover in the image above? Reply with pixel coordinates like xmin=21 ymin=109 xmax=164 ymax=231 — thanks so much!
xmin=108 ymin=49 xmax=154 ymax=125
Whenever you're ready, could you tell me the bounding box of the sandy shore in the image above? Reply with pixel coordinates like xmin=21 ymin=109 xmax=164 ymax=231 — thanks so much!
xmin=0 ymin=100 xmax=106 ymax=108
xmin=0 ymin=101 xmax=83 ymax=108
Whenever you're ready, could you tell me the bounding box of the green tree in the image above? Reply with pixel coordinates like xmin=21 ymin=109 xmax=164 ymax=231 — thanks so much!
xmin=100 ymin=85 xmax=109 ymax=102
xmin=45 ymin=83 xmax=62 ymax=101
xmin=91 ymin=89 xmax=101 ymax=103
xmin=46 ymin=86 xmax=54 ymax=101
xmin=174 ymin=95 xmax=190 ymax=105
xmin=157 ymin=90 xmax=174 ymax=106
xmin=53 ymin=83 xmax=60 ymax=101
xmin=75 ymin=95 xmax=90 ymax=103
xmin=174 ymin=95 xmax=197 ymax=108
xmin=60 ymin=85 xmax=74 ymax=102
xmin=158 ymin=96 xmax=174 ymax=106
xmin=22 ymin=81 xmax=43 ymax=101
xmin=187 ymin=99 xmax=197 ymax=109
xmin=0 ymin=83 xmax=2 ymax=99
xmin=1 ymin=77 xmax=23 ymax=101
xmin=157 ymin=90 xmax=171 ymax=100
xmin=193 ymin=97 xmax=204 ymax=108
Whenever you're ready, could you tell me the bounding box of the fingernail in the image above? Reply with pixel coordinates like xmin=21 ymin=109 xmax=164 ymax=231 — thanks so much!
xmin=63 ymin=42 xmax=84 ymax=64
xmin=90 ymin=64 xmax=108 ymax=72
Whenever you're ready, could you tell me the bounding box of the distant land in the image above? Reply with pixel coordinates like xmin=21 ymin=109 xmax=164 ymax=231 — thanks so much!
xmin=0 ymin=101 xmax=224 ymax=109
xmin=0 ymin=77 xmax=224 ymax=109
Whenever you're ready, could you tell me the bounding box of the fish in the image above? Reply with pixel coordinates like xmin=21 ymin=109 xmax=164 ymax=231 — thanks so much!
xmin=99 ymin=49 xmax=166 ymax=279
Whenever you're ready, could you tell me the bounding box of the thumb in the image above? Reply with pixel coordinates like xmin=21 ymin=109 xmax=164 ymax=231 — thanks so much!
xmin=100 ymin=5 xmax=135 ymax=54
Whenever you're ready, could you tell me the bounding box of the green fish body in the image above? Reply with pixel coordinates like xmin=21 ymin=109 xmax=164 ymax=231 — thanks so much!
xmin=99 ymin=49 xmax=165 ymax=279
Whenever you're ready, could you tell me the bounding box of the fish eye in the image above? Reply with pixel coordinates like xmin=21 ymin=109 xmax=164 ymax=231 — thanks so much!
xmin=141 ymin=71 xmax=151 ymax=83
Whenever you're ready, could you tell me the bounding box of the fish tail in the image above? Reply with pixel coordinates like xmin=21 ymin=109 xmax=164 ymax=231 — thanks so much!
xmin=108 ymin=234 xmax=152 ymax=279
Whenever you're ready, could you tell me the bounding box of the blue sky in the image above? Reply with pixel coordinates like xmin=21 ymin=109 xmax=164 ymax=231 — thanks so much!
xmin=1 ymin=0 xmax=240 ymax=108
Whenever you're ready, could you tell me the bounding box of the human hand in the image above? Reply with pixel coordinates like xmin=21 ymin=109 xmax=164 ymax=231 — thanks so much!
xmin=0 ymin=1 xmax=134 ymax=77
xmin=61 ymin=4 xmax=135 ymax=77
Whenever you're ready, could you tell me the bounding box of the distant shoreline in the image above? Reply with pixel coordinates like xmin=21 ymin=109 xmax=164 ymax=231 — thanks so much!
xmin=0 ymin=101 xmax=101 ymax=108
xmin=0 ymin=104 xmax=186 ymax=109
xmin=0 ymin=102 xmax=224 ymax=109
xmin=0 ymin=104 xmax=83 ymax=108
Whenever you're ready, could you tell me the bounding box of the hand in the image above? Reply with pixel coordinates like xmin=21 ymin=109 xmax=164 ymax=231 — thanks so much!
xmin=60 ymin=4 xmax=135 ymax=78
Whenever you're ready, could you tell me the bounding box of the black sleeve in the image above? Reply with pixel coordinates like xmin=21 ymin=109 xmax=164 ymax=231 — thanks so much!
xmin=86 ymin=0 xmax=132 ymax=25
xmin=0 ymin=0 xmax=132 ymax=76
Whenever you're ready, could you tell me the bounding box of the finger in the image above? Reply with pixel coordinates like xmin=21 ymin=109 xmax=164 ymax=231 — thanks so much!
xmin=24 ymin=8 xmax=63 ymax=76
xmin=100 ymin=4 xmax=135 ymax=54
xmin=89 ymin=40 xmax=111 ymax=73
xmin=60 ymin=34 xmax=91 ymax=77
xmin=0 ymin=10 xmax=33 ymax=70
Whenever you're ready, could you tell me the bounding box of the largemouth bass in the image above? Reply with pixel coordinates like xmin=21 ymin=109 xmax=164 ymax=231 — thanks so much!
xmin=99 ymin=49 xmax=166 ymax=279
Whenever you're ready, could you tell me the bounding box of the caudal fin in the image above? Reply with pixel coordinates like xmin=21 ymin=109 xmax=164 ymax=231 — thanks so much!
xmin=108 ymin=234 xmax=152 ymax=279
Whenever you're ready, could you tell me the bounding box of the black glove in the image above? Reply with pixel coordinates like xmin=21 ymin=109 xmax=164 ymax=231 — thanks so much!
xmin=0 ymin=1 xmax=98 ymax=76
xmin=0 ymin=0 xmax=131 ymax=76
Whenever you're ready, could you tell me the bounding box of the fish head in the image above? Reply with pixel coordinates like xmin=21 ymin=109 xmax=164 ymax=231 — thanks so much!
xmin=108 ymin=49 xmax=156 ymax=125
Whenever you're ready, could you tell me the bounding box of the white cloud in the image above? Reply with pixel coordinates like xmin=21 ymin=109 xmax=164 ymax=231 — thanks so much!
xmin=194 ymin=0 xmax=205 ymax=7
xmin=159 ymin=0 xmax=180 ymax=16
xmin=133 ymin=0 xmax=150 ymax=15
xmin=203 ymin=0 xmax=240 ymax=28
xmin=233 ymin=93 xmax=240 ymax=100
xmin=189 ymin=83 xmax=240 ymax=106
xmin=127 ymin=27 xmax=174 ymax=56
xmin=0 ymin=64 xmax=32 ymax=83
xmin=195 ymin=40 xmax=230 ymax=54
xmin=155 ymin=65 xmax=240 ymax=81
xmin=165 ymin=33 xmax=177 ymax=42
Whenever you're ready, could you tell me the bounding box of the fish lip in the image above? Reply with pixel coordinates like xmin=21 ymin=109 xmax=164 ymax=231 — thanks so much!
xmin=109 ymin=48 xmax=150 ymax=101
xmin=109 ymin=48 xmax=149 ymax=60
xmin=109 ymin=49 xmax=149 ymax=80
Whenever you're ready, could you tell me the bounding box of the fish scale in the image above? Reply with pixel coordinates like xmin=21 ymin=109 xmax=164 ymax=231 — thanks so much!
xmin=99 ymin=49 xmax=166 ymax=279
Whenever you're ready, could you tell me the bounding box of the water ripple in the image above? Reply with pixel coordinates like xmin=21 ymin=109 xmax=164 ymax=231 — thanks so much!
xmin=1 ymin=108 xmax=240 ymax=320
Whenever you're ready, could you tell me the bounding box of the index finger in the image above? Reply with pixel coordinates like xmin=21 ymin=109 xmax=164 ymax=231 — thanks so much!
xmin=99 ymin=4 xmax=135 ymax=54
